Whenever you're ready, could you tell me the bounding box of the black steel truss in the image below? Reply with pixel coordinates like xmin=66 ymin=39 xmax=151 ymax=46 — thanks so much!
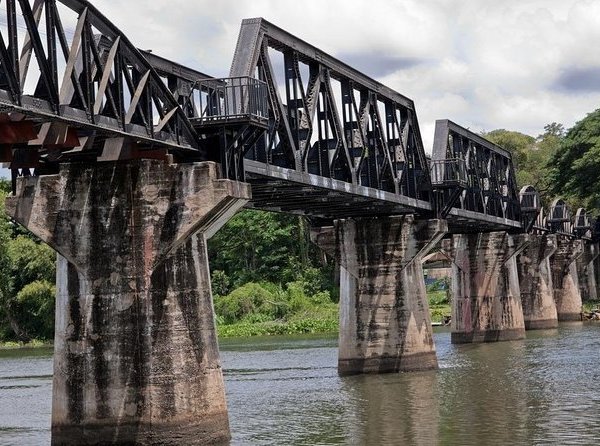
xmin=224 ymin=17 xmax=431 ymax=206
xmin=431 ymin=119 xmax=521 ymax=231
xmin=0 ymin=0 xmax=201 ymax=166
xmin=519 ymin=185 xmax=544 ymax=233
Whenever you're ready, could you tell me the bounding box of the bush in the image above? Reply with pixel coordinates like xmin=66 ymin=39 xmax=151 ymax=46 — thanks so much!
xmin=296 ymin=266 xmax=324 ymax=296
xmin=214 ymin=282 xmax=285 ymax=324
xmin=286 ymin=281 xmax=310 ymax=312
xmin=13 ymin=280 xmax=55 ymax=340
xmin=426 ymin=277 xmax=450 ymax=293
xmin=211 ymin=270 xmax=230 ymax=297
xmin=213 ymin=279 xmax=338 ymax=328
xmin=428 ymin=290 xmax=449 ymax=307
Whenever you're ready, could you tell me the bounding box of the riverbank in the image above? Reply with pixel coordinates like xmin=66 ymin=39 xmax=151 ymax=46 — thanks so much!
xmin=582 ymin=300 xmax=600 ymax=312
xmin=0 ymin=339 xmax=51 ymax=349
xmin=0 ymin=291 xmax=453 ymax=345
xmin=217 ymin=290 xmax=452 ymax=337
xmin=218 ymin=317 xmax=337 ymax=337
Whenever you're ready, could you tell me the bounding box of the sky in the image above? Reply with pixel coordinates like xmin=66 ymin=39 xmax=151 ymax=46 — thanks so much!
xmin=3 ymin=0 xmax=600 ymax=178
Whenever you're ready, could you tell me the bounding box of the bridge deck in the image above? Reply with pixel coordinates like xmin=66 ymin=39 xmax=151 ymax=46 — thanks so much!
xmin=244 ymin=160 xmax=432 ymax=219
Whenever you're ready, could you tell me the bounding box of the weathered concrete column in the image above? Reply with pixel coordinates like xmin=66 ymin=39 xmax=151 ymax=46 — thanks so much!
xmin=577 ymin=242 xmax=599 ymax=302
xmin=6 ymin=160 xmax=250 ymax=445
xmin=516 ymin=234 xmax=558 ymax=330
xmin=311 ymin=216 xmax=447 ymax=376
xmin=551 ymin=237 xmax=584 ymax=321
xmin=446 ymin=232 xmax=527 ymax=344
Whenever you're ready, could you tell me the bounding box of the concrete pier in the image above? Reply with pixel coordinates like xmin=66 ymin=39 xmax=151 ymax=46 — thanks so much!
xmin=551 ymin=238 xmax=584 ymax=321
xmin=577 ymin=242 xmax=599 ymax=302
xmin=516 ymin=234 xmax=558 ymax=330
xmin=312 ymin=216 xmax=447 ymax=376
xmin=6 ymin=160 xmax=250 ymax=445
xmin=447 ymin=232 xmax=527 ymax=344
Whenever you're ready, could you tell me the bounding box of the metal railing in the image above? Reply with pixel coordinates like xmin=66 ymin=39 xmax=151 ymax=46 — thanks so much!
xmin=195 ymin=76 xmax=269 ymax=126
xmin=430 ymin=158 xmax=468 ymax=188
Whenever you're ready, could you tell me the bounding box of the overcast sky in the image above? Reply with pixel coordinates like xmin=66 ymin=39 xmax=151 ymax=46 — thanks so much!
xmin=2 ymin=0 xmax=600 ymax=178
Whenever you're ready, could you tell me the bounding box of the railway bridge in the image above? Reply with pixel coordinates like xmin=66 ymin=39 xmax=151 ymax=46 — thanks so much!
xmin=0 ymin=2 xmax=596 ymax=444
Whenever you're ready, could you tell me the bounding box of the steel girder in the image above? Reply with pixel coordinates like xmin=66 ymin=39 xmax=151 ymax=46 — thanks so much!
xmin=227 ymin=18 xmax=432 ymax=208
xmin=0 ymin=0 xmax=202 ymax=173
xmin=431 ymin=119 xmax=522 ymax=231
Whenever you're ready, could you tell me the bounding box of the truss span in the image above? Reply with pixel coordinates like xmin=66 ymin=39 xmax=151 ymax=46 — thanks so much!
xmin=0 ymin=0 xmax=202 ymax=177
xmin=431 ymin=119 xmax=522 ymax=232
xmin=214 ymin=17 xmax=433 ymax=219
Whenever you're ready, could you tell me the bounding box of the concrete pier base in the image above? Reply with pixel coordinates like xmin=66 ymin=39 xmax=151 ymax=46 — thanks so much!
xmin=517 ymin=234 xmax=558 ymax=330
xmin=312 ymin=216 xmax=447 ymax=376
xmin=447 ymin=232 xmax=527 ymax=344
xmin=551 ymin=238 xmax=584 ymax=322
xmin=6 ymin=160 xmax=250 ymax=445
xmin=577 ymin=242 xmax=599 ymax=302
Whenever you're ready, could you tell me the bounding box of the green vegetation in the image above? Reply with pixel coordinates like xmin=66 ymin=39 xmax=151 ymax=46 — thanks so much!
xmin=207 ymin=209 xmax=340 ymax=337
xmin=0 ymin=339 xmax=51 ymax=349
xmin=427 ymin=278 xmax=451 ymax=323
xmin=212 ymin=278 xmax=338 ymax=338
xmin=547 ymin=110 xmax=600 ymax=212
xmin=0 ymin=178 xmax=56 ymax=344
xmin=483 ymin=122 xmax=563 ymax=195
xmin=582 ymin=300 xmax=600 ymax=313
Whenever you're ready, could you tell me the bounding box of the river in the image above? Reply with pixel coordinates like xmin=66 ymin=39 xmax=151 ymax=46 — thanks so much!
xmin=1 ymin=324 xmax=600 ymax=445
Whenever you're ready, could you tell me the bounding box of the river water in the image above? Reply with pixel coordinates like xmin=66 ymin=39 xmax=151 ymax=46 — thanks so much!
xmin=1 ymin=324 xmax=600 ymax=445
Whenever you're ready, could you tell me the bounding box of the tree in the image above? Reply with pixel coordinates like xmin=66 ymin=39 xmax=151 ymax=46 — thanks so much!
xmin=8 ymin=236 xmax=56 ymax=292
xmin=482 ymin=129 xmax=536 ymax=187
xmin=208 ymin=209 xmax=332 ymax=290
xmin=13 ymin=280 xmax=55 ymax=340
xmin=0 ymin=179 xmax=10 ymax=194
xmin=533 ymin=123 xmax=565 ymax=199
xmin=483 ymin=129 xmax=535 ymax=167
xmin=483 ymin=127 xmax=564 ymax=197
xmin=547 ymin=109 xmax=600 ymax=212
xmin=0 ymin=190 xmax=13 ymax=339
xmin=0 ymin=230 xmax=56 ymax=341
xmin=541 ymin=122 xmax=565 ymax=138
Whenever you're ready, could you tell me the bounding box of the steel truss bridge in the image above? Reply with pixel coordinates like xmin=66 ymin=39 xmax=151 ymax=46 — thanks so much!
xmin=0 ymin=1 xmax=594 ymax=238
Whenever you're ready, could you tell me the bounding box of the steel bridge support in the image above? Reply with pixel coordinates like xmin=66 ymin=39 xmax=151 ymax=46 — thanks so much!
xmin=6 ymin=160 xmax=249 ymax=445
xmin=445 ymin=232 xmax=528 ymax=343
xmin=311 ymin=216 xmax=447 ymax=375
xmin=576 ymin=242 xmax=599 ymax=302
xmin=550 ymin=237 xmax=584 ymax=322
xmin=516 ymin=234 xmax=558 ymax=330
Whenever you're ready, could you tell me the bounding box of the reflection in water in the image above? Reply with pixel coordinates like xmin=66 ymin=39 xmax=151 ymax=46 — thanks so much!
xmin=2 ymin=326 xmax=600 ymax=445
xmin=346 ymin=371 xmax=439 ymax=445
xmin=438 ymin=341 xmax=531 ymax=445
